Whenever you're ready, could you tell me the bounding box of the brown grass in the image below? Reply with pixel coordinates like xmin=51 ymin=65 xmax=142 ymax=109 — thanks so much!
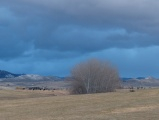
xmin=0 ymin=89 xmax=159 ymax=120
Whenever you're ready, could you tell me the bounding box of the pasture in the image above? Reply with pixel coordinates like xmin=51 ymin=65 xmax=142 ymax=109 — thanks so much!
xmin=0 ymin=89 xmax=159 ymax=120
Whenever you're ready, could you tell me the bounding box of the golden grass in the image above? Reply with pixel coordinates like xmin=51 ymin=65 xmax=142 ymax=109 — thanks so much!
xmin=0 ymin=89 xmax=159 ymax=120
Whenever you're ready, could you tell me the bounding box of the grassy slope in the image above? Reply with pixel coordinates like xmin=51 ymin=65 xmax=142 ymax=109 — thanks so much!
xmin=0 ymin=89 xmax=159 ymax=120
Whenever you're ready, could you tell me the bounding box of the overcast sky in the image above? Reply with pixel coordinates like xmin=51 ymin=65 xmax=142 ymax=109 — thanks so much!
xmin=0 ymin=0 xmax=159 ymax=77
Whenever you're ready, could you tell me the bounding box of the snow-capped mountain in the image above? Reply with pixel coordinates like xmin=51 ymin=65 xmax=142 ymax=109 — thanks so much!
xmin=0 ymin=70 xmax=23 ymax=78
xmin=0 ymin=70 xmax=65 ymax=82
xmin=0 ymin=70 xmax=69 ymax=90
xmin=16 ymin=74 xmax=64 ymax=81
xmin=17 ymin=74 xmax=45 ymax=80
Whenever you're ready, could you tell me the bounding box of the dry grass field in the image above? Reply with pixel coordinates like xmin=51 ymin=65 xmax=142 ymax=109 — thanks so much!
xmin=0 ymin=89 xmax=159 ymax=120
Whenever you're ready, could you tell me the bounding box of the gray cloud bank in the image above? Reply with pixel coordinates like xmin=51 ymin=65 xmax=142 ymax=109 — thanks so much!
xmin=0 ymin=0 xmax=159 ymax=77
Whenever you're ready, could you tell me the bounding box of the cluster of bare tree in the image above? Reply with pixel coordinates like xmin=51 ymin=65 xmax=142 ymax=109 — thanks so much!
xmin=70 ymin=59 xmax=120 ymax=94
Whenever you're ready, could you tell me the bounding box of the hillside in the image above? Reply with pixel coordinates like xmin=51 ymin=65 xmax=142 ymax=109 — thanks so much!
xmin=122 ymin=77 xmax=159 ymax=88
xmin=0 ymin=71 xmax=70 ymax=90
xmin=0 ymin=70 xmax=23 ymax=78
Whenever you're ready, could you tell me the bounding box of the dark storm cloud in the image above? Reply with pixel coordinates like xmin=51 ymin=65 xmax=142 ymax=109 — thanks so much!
xmin=1 ymin=0 xmax=159 ymax=60
xmin=1 ymin=0 xmax=159 ymax=77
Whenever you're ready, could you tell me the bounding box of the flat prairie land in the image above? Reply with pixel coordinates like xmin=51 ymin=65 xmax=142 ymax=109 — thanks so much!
xmin=0 ymin=89 xmax=159 ymax=120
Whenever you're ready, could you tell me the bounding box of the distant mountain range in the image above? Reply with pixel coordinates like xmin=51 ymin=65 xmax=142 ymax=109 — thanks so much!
xmin=0 ymin=70 xmax=24 ymax=78
xmin=121 ymin=77 xmax=159 ymax=87
xmin=0 ymin=70 xmax=68 ymax=90
xmin=0 ymin=70 xmax=159 ymax=89
xmin=0 ymin=70 xmax=65 ymax=81
xmin=121 ymin=76 xmax=156 ymax=81
xmin=121 ymin=77 xmax=146 ymax=81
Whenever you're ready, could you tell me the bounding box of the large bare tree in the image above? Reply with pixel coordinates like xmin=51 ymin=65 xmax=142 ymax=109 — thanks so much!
xmin=71 ymin=59 xmax=120 ymax=94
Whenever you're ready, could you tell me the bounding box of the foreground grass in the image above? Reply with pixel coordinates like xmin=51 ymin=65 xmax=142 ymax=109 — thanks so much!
xmin=0 ymin=89 xmax=159 ymax=120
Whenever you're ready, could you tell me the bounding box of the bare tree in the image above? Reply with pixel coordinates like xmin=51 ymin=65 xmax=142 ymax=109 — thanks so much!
xmin=70 ymin=59 xmax=120 ymax=94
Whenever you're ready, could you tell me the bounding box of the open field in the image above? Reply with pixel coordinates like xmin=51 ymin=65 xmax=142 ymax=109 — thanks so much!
xmin=0 ymin=89 xmax=159 ymax=120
